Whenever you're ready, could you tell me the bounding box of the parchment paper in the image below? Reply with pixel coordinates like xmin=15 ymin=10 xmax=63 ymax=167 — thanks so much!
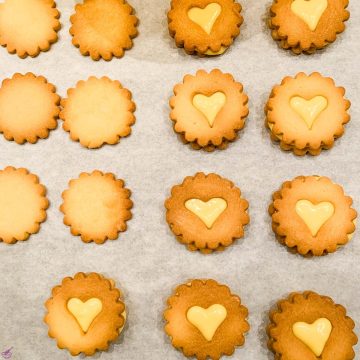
xmin=1 ymin=1 xmax=360 ymax=359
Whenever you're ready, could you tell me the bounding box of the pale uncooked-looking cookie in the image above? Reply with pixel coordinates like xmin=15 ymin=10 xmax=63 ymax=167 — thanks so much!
xmin=0 ymin=73 xmax=60 ymax=144
xmin=0 ymin=166 xmax=49 ymax=244
xmin=60 ymin=170 xmax=133 ymax=244
xmin=0 ymin=0 xmax=60 ymax=58
xmin=60 ymin=77 xmax=136 ymax=149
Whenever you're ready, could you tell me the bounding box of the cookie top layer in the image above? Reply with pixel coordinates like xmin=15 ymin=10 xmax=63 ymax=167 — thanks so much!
xmin=0 ymin=0 xmax=60 ymax=58
xmin=60 ymin=76 xmax=136 ymax=149
xmin=0 ymin=166 xmax=48 ymax=244
xmin=0 ymin=73 xmax=60 ymax=144
xmin=44 ymin=272 xmax=126 ymax=356
xmin=268 ymin=291 xmax=357 ymax=360
xmin=168 ymin=0 xmax=243 ymax=56
xmin=165 ymin=172 xmax=249 ymax=253
xmin=269 ymin=0 xmax=349 ymax=54
xmin=269 ymin=176 xmax=356 ymax=256
xmin=266 ymin=72 xmax=350 ymax=155
xmin=60 ymin=170 xmax=133 ymax=244
xmin=170 ymin=69 xmax=249 ymax=150
xmin=164 ymin=279 xmax=249 ymax=359
xmin=70 ymin=0 xmax=138 ymax=60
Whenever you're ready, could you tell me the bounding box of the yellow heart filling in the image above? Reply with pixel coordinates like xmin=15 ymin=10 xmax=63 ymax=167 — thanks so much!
xmin=192 ymin=92 xmax=226 ymax=127
xmin=205 ymin=46 xmax=228 ymax=56
xmin=67 ymin=298 xmax=103 ymax=333
xmin=290 ymin=96 xmax=328 ymax=129
xmin=187 ymin=304 xmax=227 ymax=341
xmin=295 ymin=200 xmax=334 ymax=236
xmin=187 ymin=3 xmax=222 ymax=35
xmin=293 ymin=318 xmax=332 ymax=356
xmin=185 ymin=198 xmax=227 ymax=228
xmin=291 ymin=0 xmax=328 ymax=31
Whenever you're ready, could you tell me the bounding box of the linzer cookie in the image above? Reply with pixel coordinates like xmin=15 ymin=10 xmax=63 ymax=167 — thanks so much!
xmin=0 ymin=73 xmax=60 ymax=144
xmin=268 ymin=291 xmax=357 ymax=359
xmin=269 ymin=0 xmax=349 ymax=54
xmin=0 ymin=166 xmax=48 ymax=244
xmin=170 ymin=69 xmax=249 ymax=151
xmin=60 ymin=171 xmax=132 ymax=244
xmin=168 ymin=0 xmax=243 ymax=56
xmin=165 ymin=172 xmax=249 ymax=253
xmin=265 ymin=72 xmax=350 ymax=156
xmin=0 ymin=0 xmax=60 ymax=58
xmin=44 ymin=272 xmax=126 ymax=356
xmin=70 ymin=0 xmax=138 ymax=61
xmin=60 ymin=77 xmax=136 ymax=149
xmin=164 ymin=279 xmax=249 ymax=360
xmin=269 ymin=176 xmax=356 ymax=256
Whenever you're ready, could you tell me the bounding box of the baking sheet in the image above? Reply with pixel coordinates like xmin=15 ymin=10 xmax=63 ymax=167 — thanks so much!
xmin=1 ymin=0 xmax=360 ymax=359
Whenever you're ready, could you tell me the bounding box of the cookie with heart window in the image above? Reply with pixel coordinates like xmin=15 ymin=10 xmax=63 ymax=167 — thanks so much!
xmin=268 ymin=0 xmax=349 ymax=54
xmin=267 ymin=291 xmax=357 ymax=359
xmin=168 ymin=0 xmax=243 ymax=56
xmin=265 ymin=72 xmax=350 ymax=156
xmin=44 ymin=272 xmax=126 ymax=356
xmin=165 ymin=172 xmax=249 ymax=253
xmin=164 ymin=279 xmax=249 ymax=360
xmin=269 ymin=175 xmax=356 ymax=256
xmin=170 ymin=69 xmax=249 ymax=152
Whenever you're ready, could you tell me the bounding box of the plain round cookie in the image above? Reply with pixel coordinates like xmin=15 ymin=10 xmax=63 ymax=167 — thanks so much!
xmin=0 ymin=166 xmax=48 ymax=244
xmin=0 ymin=0 xmax=60 ymax=58
xmin=60 ymin=77 xmax=136 ymax=149
xmin=0 ymin=73 xmax=60 ymax=144
xmin=60 ymin=170 xmax=133 ymax=244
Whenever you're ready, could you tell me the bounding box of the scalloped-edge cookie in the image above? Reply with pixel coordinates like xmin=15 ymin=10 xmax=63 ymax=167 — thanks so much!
xmin=60 ymin=76 xmax=136 ymax=149
xmin=168 ymin=0 xmax=243 ymax=56
xmin=70 ymin=0 xmax=138 ymax=61
xmin=269 ymin=0 xmax=349 ymax=54
xmin=0 ymin=0 xmax=60 ymax=58
xmin=267 ymin=291 xmax=357 ymax=359
xmin=164 ymin=279 xmax=249 ymax=360
xmin=60 ymin=170 xmax=133 ymax=244
xmin=0 ymin=166 xmax=49 ymax=244
xmin=165 ymin=172 xmax=249 ymax=253
xmin=0 ymin=73 xmax=60 ymax=144
xmin=269 ymin=175 xmax=357 ymax=256
xmin=44 ymin=272 xmax=126 ymax=356
xmin=170 ymin=69 xmax=249 ymax=152
xmin=265 ymin=72 xmax=350 ymax=156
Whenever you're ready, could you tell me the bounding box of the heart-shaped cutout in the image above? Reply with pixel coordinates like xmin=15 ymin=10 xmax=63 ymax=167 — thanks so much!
xmin=188 ymin=3 xmax=222 ymax=35
xmin=290 ymin=96 xmax=328 ymax=129
xmin=185 ymin=198 xmax=227 ymax=228
xmin=291 ymin=0 xmax=328 ymax=31
xmin=193 ymin=92 xmax=226 ymax=127
xmin=187 ymin=304 xmax=227 ymax=341
xmin=296 ymin=200 xmax=334 ymax=236
xmin=67 ymin=298 xmax=103 ymax=333
xmin=293 ymin=318 xmax=332 ymax=356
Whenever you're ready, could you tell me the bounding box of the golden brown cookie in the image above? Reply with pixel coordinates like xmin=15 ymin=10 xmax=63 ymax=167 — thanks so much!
xmin=0 ymin=166 xmax=48 ymax=244
xmin=269 ymin=176 xmax=356 ymax=256
xmin=165 ymin=172 xmax=249 ymax=253
xmin=170 ymin=69 xmax=249 ymax=152
xmin=60 ymin=170 xmax=132 ymax=244
xmin=265 ymin=72 xmax=350 ymax=156
xmin=267 ymin=291 xmax=357 ymax=359
xmin=0 ymin=73 xmax=60 ymax=144
xmin=164 ymin=279 xmax=249 ymax=360
xmin=44 ymin=272 xmax=126 ymax=356
xmin=0 ymin=0 xmax=60 ymax=58
xmin=60 ymin=76 xmax=136 ymax=149
xmin=269 ymin=0 xmax=349 ymax=54
xmin=168 ymin=0 xmax=243 ymax=56
xmin=70 ymin=0 xmax=138 ymax=61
